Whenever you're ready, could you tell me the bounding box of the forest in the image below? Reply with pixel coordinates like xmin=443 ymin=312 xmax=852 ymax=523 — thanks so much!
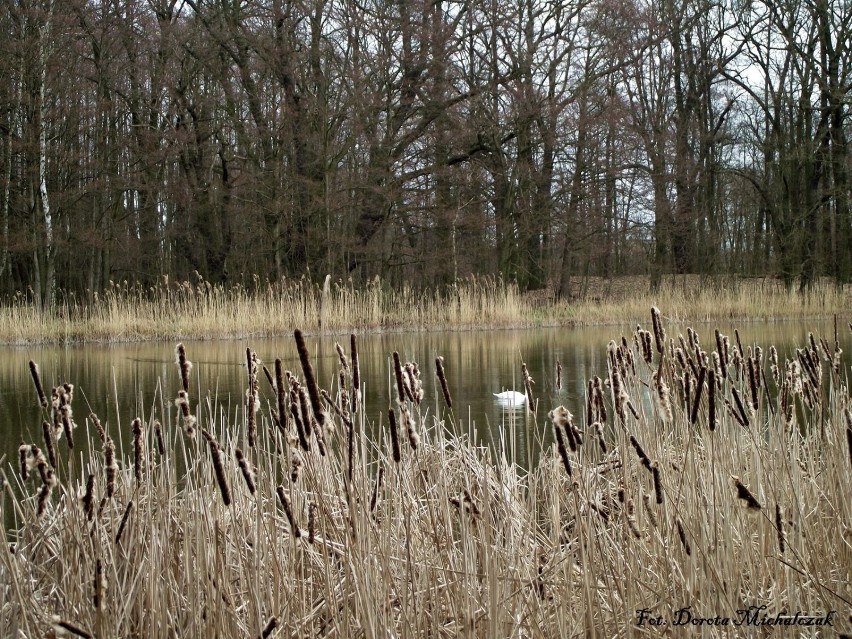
xmin=0 ymin=0 xmax=849 ymax=307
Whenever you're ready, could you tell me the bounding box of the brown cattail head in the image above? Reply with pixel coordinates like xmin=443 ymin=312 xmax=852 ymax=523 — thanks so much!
xmin=392 ymin=351 xmax=406 ymax=404
xmin=29 ymin=360 xmax=49 ymax=408
xmin=732 ymin=476 xmax=761 ymax=511
xmin=42 ymin=420 xmax=57 ymax=469
xmin=435 ymin=356 xmax=453 ymax=408
xmin=260 ymin=617 xmax=279 ymax=639
xmin=290 ymin=397 xmax=310 ymax=452
xmin=350 ymin=334 xmax=361 ymax=414
xmin=132 ymin=418 xmax=144 ymax=485
xmin=630 ymin=435 xmax=652 ymax=471
xmin=845 ymin=408 xmax=852 ymax=469
xmin=690 ymin=366 xmax=706 ymax=425
xmin=175 ymin=391 xmax=196 ymax=438
xmin=104 ymin=436 xmax=117 ymax=499
xmin=308 ymin=502 xmax=317 ymax=544
xmin=115 ymin=500 xmax=134 ymax=545
xmin=401 ymin=405 xmax=419 ymax=450
xmin=274 ymin=359 xmax=289 ymax=433
xmin=556 ymin=359 xmax=562 ymax=391
xmin=651 ymin=462 xmax=663 ymax=504
xmin=202 ymin=429 xmax=232 ymax=507
xmin=651 ymin=307 xmax=665 ymax=355
xmin=775 ymin=503 xmax=785 ymax=554
xmin=295 ymin=329 xmax=326 ymax=429
xmin=593 ymin=421 xmax=607 ymax=454
xmin=82 ymin=473 xmax=95 ymax=521
xmin=676 ymin=519 xmax=691 ymax=555
xmin=642 ymin=493 xmax=657 ymax=528
xmin=19 ymin=443 xmax=31 ymax=481
xmin=290 ymin=451 xmax=303 ymax=483
xmin=276 ymin=485 xmax=301 ymax=538
xmin=707 ymin=368 xmax=716 ymax=431
xmin=235 ymin=448 xmax=256 ymax=495
xmin=175 ymin=343 xmax=192 ymax=393
xmin=93 ymin=557 xmax=103 ymax=610
xmin=552 ymin=418 xmax=573 ymax=477
xmin=153 ymin=420 xmax=166 ymax=457
xmin=370 ymin=465 xmax=385 ymax=512
xmin=388 ymin=408 xmax=402 ymax=463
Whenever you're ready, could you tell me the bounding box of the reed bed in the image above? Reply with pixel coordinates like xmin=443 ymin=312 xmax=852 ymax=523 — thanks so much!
xmin=0 ymin=275 xmax=847 ymax=344
xmin=2 ymin=314 xmax=851 ymax=637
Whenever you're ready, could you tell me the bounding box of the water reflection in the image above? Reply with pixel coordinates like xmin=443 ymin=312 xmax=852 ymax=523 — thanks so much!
xmin=1 ymin=320 xmax=848 ymax=473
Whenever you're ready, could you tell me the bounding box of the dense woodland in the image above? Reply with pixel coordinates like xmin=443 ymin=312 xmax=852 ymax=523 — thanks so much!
xmin=0 ymin=0 xmax=849 ymax=307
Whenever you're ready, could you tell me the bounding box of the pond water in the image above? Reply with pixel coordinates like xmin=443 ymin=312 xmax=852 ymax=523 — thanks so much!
xmin=2 ymin=318 xmax=849 ymax=476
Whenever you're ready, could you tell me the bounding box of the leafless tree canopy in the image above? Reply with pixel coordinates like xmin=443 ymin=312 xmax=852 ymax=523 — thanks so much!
xmin=1 ymin=0 xmax=849 ymax=305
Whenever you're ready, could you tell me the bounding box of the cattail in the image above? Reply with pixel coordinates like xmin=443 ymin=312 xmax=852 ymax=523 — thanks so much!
xmin=297 ymin=387 xmax=313 ymax=439
xmin=845 ymin=408 xmax=852 ymax=468
xmin=629 ymin=436 xmax=652 ymax=471
xmin=435 ymin=356 xmax=453 ymax=408
xmin=733 ymin=476 xmax=761 ymax=511
xmin=53 ymin=618 xmax=93 ymax=639
xmin=714 ymin=329 xmax=727 ymax=379
xmin=290 ymin=451 xmax=302 ymax=483
xmin=392 ymin=351 xmax=406 ymax=404
xmin=115 ymin=500 xmax=134 ymax=544
xmin=652 ymin=462 xmax=663 ymax=504
xmin=262 ymin=364 xmax=274 ymax=391
xmin=290 ymin=399 xmax=310 ymax=451
xmin=42 ymin=420 xmax=57 ymax=469
xmin=593 ymin=421 xmax=607 ymax=454
xmin=350 ymin=334 xmax=361 ymax=414
xmin=18 ymin=443 xmax=29 ymax=481
xmin=175 ymin=343 xmax=192 ymax=393
xmin=132 ymin=418 xmax=144 ymax=485
xmin=654 ymin=372 xmax=673 ymax=422
xmin=370 ymin=466 xmax=384 ymax=512
xmin=586 ymin=379 xmax=594 ymax=425
xmin=276 ymin=485 xmax=301 ymax=538
xmin=259 ymin=617 xmax=279 ymax=639
xmin=235 ymin=448 xmax=256 ymax=495
xmin=153 ymin=420 xmax=166 ymax=457
xmin=676 ymin=519 xmax=691 ymax=555
xmin=175 ymin=390 xmax=196 ymax=438
xmin=308 ymin=502 xmax=317 ymax=544
xmin=202 ymin=430 xmax=231 ymax=507
xmin=463 ymin=489 xmax=481 ymax=517
xmin=593 ymin=376 xmax=607 ymax=423
xmin=690 ymin=366 xmax=706 ymax=425
xmin=93 ymin=557 xmax=103 ymax=610
xmin=104 ymin=435 xmax=117 ymax=499
xmin=295 ymin=329 xmax=326 ymax=429
xmin=731 ymin=386 xmax=750 ymax=427
xmin=747 ymin=356 xmax=759 ymax=411
xmin=401 ymin=405 xmax=419 ymax=450
xmin=553 ymin=419 xmax=573 ymax=477
xmin=556 ymin=359 xmax=562 ymax=391
xmin=29 ymin=360 xmax=48 ymax=407
xmin=388 ymin=408 xmax=402 ymax=463
xmin=37 ymin=480 xmax=53 ymax=517
xmin=246 ymin=387 xmax=258 ymax=448
xmin=82 ymin=473 xmax=95 ymax=521
xmin=642 ymin=493 xmax=657 ymax=528
xmin=651 ymin=307 xmax=665 ymax=355
xmin=90 ymin=412 xmax=106 ymax=442
xmin=707 ymin=368 xmax=716 ymax=431
xmin=775 ymin=504 xmax=785 ymax=554
xmin=274 ymin=359 xmax=289 ymax=432
xmin=522 ymin=362 xmax=535 ymax=410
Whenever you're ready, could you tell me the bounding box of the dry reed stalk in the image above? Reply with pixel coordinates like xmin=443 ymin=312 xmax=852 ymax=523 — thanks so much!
xmin=388 ymin=408 xmax=402 ymax=463
xmin=82 ymin=473 xmax=95 ymax=521
xmin=115 ymin=500 xmax=134 ymax=545
xmin=132 ymin=418 xmax=144 ymax=485
xmin=29 ymin=360 xmax=48 ymax=407
xmin=235 ymin=448 xmax=256 ymax=495
xmin=276 ymin=485 xmax=301 ymax=538
xmin=202 ymin=429 xmax=232 ymax=506
xmin=732 ymin=476 xmax=761 ymax=511
xmin=435 ymin=356 xmax=453 ymax=408
xmin=295 ymin=329 xmax=326 ymax=429
xmin=175 ymin=343 xmax=192 ymax=393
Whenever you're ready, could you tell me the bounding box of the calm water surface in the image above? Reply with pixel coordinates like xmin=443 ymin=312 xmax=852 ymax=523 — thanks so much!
xmin=1 ymin=320 xmax=849 ymax=471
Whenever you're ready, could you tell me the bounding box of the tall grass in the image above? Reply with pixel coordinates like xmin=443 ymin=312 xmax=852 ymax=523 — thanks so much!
xmin=2 ymin=315 xmax=850 ymax=637
xmin=0 ymin=275 xmax=847 ymax=344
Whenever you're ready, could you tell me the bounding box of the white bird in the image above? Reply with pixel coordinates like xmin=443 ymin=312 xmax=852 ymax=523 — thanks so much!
xmin=493 ymin=391 xmax=526 ymax=406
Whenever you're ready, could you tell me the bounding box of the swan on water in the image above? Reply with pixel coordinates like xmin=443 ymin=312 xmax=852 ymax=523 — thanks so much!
xmin=493 ymin=391 xmax=526 ymax=405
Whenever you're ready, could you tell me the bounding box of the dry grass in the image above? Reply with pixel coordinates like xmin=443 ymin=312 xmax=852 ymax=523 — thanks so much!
xmin=2 ymin=315 xmax=851 ymax=637
xmin=0 ymin=275 xmax=848 ymax=344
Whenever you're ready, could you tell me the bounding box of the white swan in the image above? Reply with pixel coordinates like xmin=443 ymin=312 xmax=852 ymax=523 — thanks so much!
xmin=493 ymin=390 xmax=526 ymax=405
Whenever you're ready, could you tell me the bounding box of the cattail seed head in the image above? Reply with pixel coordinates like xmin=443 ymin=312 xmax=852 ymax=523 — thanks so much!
xmin=295 ymin=329 xmax=326 ymax=430
xmin=115 ymin=500 xmax=133 ymax=545
xmin=29 ymin=360 xmax=49 ymax=408
xmin=350 ymin=334 xmax=361 ymax=414
xmin=676 ymin=519 xmax=691 ymax=555
xmin=388 ymin=408 xmax=401 ymax=463
xmin=153 ymin=420 xmax=166 ymax=457
xmin=202 ymin=429 xmax=231 ymax=507
xmin=733 ymin=476 xmax=761 ymax=511
xmin=436 ymin=356 xmax=453 ymax=408
xmin=651 ymin=307 xmax=665 ymax=355
xmin=235 ymin=448 xmax=256 ymax=495
xmin=308 ymin=502 xmax=317 ymax=544
xmin=82 ymin=473 xmax=95 ymax=521
xmin=42 ymin=420 xmax=57 ymax=469
xmin=132 ymin=418 xmax=144 ymax=485
xmin=276 ymin=485 xmax=301 ymax=538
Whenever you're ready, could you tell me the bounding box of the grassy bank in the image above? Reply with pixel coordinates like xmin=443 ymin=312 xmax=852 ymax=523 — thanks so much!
xmin=2 ymin=313 xmax=850 ymax=637
xmin=0 ymin=275 xmax=849 ymax=344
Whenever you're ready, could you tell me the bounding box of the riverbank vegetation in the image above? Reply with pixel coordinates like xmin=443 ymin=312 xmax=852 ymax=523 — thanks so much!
xmin=0 ymin=275 xmax=849 ymax=345
xmin=2 ymin=312 xmax=850 ymax=637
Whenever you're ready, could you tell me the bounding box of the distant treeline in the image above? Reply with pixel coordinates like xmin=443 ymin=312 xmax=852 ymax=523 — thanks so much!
xmin=0 ymin=0 xmax=849 ymax=306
